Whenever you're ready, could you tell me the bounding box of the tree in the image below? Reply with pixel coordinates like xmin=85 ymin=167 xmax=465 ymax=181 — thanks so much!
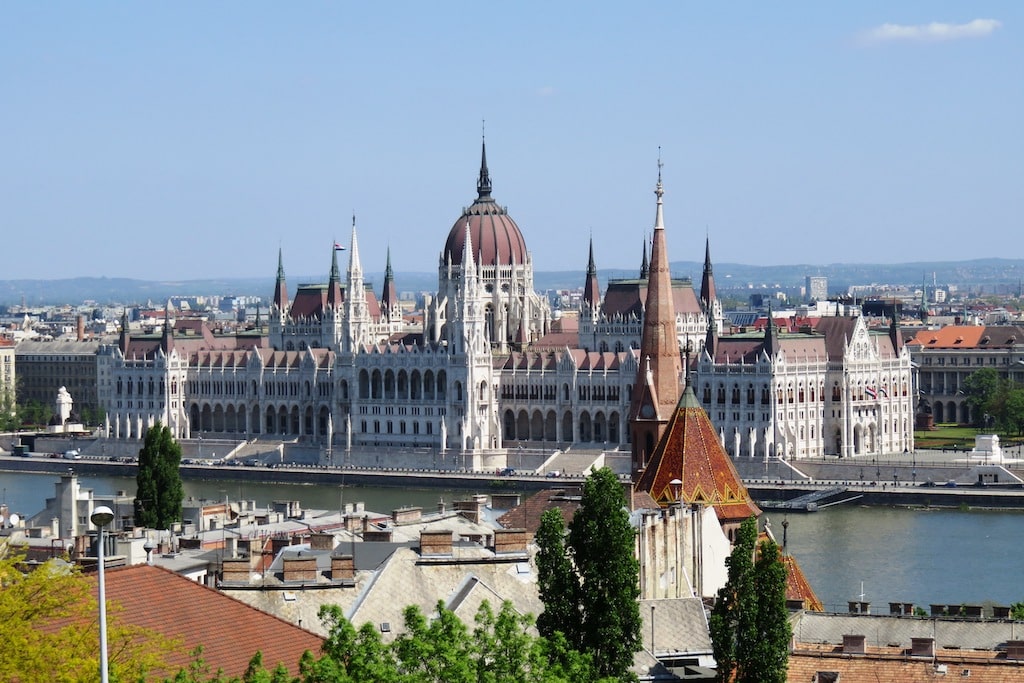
xmin=135 ymin=422 xmax=185 ymax=528
xmin=962 ymin=367 xmax=1002 ymax=426
xmin=534 ymin=508 xmax=581 ymax=647
xmin=709 ymin=517 xmax=791 ymax=683
xmin=1003 ymin=386 xmax=1024 ymax=436
xmin=0 ymin=545 xmax=176 ymax=682
xmin=535 ymin=466 xmax=641 ymax=681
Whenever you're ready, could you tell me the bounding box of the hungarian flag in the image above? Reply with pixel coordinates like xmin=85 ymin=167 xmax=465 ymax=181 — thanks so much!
xmin=334 ymin=242 xmax=346 ymax=251
xmin=865 ymin=386 xmax=877 ymax=399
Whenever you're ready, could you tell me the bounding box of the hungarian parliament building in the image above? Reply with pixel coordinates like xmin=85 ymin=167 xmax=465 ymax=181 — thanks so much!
xmin=97 ymin=142 xmax=914 ymax=461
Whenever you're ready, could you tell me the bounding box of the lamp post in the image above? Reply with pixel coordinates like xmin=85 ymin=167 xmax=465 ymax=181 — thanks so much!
xmin=91 ymin=505 xmax=115 ymax=683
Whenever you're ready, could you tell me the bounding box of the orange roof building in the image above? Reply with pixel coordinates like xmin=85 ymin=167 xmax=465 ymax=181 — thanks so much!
xmin=634 ymin=384 xmax=761 ymax=527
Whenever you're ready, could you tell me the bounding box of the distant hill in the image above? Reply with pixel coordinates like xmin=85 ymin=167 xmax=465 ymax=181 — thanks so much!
xmin=2 ymin=258 xmax=1022 ymax=307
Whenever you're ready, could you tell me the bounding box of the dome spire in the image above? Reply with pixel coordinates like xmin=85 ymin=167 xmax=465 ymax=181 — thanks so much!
xmin=477 ymin=127 xmax=492 ymax=200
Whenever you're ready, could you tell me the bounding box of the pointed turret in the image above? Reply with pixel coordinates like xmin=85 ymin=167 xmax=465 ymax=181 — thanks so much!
xmin=889 ymin=305 xmax=903 ymax=353
xmin=700 ymin=236 xmax=716 ymax=312
xmin=272 ymin=248 xmax=288 ymax=312
xmin=327 ymin=239 xmax=343 ymax=309
xmin=582 ymin=236 xmax=600 ymax=309
xmin=763 ymin=303 xmax=778 ymax=357
xmin=160 ymin=302 xmax=174 ymax=355
xmin=119 ymin=308 xmax=130 ymax=354
xmin=640 ymin=236 xmax=650 ymax=279
xmin=630 ymin=158 xmax=683 ymax=476
xmin=344 ymin=215 xmax=370 ymax=352
xmin=704 ymin=310 xmax=718 ymax=360
xmin=381 ymin=247 xmax=399 ymax=322
xmin=477 ymin=135 xmax=492 ymax=200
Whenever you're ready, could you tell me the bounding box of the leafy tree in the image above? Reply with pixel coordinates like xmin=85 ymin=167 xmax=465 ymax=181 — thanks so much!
xmin=0 ymin=545 xmax=176 ymax=682
xmin=1003 ymin=386 xmax=1024 ymax=436
xmin=709 ymin=517 xmax=791 ymax=683
xmin=962 ymin=367 xmax=1002 ymax=426
xmin=535 ymin=466 xmax=641 ymax=681
xmin=535 ymin=508 xmax=581 ymax=647
xmin=135 ymin=422 xmax=185 ymax=528
xmin=749 ymin=539 xmax=791 ymax=683
xmin=299 ymin=599 xmax=606 ymax=683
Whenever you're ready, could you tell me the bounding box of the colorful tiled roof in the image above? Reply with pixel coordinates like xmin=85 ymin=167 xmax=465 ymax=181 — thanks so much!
xmin=96 ymin=564 xmax=323 ymax=678
xmin=633 ymin=385 xmax=761 ymax=523
xmin=907 ymin=324 xmax=1024 ymax=349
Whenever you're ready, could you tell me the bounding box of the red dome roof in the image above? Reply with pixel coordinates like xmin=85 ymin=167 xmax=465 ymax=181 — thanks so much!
xmin=443 ymin=140 xmax=528 ymax=267
xmin=444 ymin=202 xmax=528 ymax=267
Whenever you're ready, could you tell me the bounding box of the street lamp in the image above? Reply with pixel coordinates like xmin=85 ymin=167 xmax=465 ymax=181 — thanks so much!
xmin=91 ymin=505 xmax=115 ymax=683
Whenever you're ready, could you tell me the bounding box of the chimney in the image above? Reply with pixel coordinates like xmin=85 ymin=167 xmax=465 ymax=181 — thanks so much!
xmin=330 ymin=554 xmax=355 ymax=581
xmin=911 ymin=638 xmax=935 ymax=658
xmin=392 ymin=507 xmax=422 ymax=525
xmin=1007 ymin=641 xmax=1024 ymax=660
xmin=221 ymin=557 xmax=252 ymax=583
xmin=76 ymin=315 xmax=85 ymax=341
xmin=842 ymin=634 xmax=866 ymax=655
xmin=310 ymin=532 xmax=334 ymax=551
xmin=271 ymin=535 xmax=292 ymax=556
xmin=493 ymin=528 xmax=527 ymax=554
xmin=420 ymin=530 xmax=453 ymax=556
xmin=283 ymin=555 xmax=318 ymax=582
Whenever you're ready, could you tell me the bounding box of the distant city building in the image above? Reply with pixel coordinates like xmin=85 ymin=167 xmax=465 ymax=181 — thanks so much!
xmin=92 ymin=141 xmax=915 ymax=464
xmin=907 ymin=325 xmax=1024 ymax=425
xmin=16 ymin=339 xmax=102 ymax=421
xmin=697 ymin=313 xmax=915 ymax=458
xmin=806 ymin=275 xmax=828 ymax=302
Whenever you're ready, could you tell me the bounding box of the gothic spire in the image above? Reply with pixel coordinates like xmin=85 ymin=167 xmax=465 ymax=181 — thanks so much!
xmin=381 ymin=246 xmax=398 ymax=316
xmin=629 ymin=153 xmax=682 ymax=476
xmin=477 ymin=134 xmax=492 ymax=200
xmin=640 ymin=235 xmax=650 ymax=279
xmin=160 ymin=302 xmax=174 ymax=354
xmin=700 ymin=235 xmax=717 ymax=311
xmin=583 ymin=235 xmax=600 ymax=309
xmin=273 ymin=247 xmax=288 ymax=311
xmin=327 ymin=235 xmax=342 ymax=308
xmin=764 ymin=302 xmax=778 ymax=357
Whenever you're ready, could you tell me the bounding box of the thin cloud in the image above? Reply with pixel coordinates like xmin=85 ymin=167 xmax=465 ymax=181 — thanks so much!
xmin=860 ymin=18 xmax=1001 ymax=45
xmin=536 ymin=86 xmax=557 ymax=97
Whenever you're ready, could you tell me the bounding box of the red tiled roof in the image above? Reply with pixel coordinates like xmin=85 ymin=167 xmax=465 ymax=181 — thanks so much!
xmin=600 ymin=279 xmax=702 ymax=319
xmin=781 ymin=554 xmax=824 ymax=611
xmin=907 ymin=324 xmax=1024 ymax=350
xmin=633 ymin=386 xmax=761 ymax=523
xmin=96 ymin=564 xmax=322 ymax=678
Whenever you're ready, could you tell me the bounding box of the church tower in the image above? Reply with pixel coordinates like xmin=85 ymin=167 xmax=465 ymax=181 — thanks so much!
xmin=270 ymin=248 xmax=289 ymax=348
xmin=629 ymin=161 xmax=683 ymax=476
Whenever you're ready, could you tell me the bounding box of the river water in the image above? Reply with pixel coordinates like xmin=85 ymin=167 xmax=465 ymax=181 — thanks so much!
xmin=3 ymin=470 xmax=1022 ymax=613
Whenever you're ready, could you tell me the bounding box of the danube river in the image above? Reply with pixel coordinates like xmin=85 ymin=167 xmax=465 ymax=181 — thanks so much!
xmin=4 ymin=471 xmax=1023 ymax=613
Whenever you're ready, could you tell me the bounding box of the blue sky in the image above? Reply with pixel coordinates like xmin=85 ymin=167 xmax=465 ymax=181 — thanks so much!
xmin=2 ymin=3 xmax=1020 ymax=281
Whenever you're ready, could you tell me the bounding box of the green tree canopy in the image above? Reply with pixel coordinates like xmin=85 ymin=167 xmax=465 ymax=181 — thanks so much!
xmin=135 ymin=422 xmax=184 ymax=528
xmin=961 ymin=367 xmax=1002 ymax=427
xmin=0 ymin=545 xmax=176 ymax=682
xmin=709 ymin=517 xmax=791 ymax=683
xmin=535 ymin=467 xmax=641 ymax=681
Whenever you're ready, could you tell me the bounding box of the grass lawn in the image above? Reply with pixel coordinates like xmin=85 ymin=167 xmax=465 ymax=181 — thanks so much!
xmin=915 ymin=424 xmax=1021 ymax=450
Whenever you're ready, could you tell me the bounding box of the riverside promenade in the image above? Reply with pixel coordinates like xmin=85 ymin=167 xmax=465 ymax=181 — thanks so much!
xmin=5 ymin=438 xmax=1024 ymax=509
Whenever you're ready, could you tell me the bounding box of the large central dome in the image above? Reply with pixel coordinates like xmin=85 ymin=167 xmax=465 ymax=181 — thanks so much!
xmin=442 ymin=141 xmax=528 ymax=267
